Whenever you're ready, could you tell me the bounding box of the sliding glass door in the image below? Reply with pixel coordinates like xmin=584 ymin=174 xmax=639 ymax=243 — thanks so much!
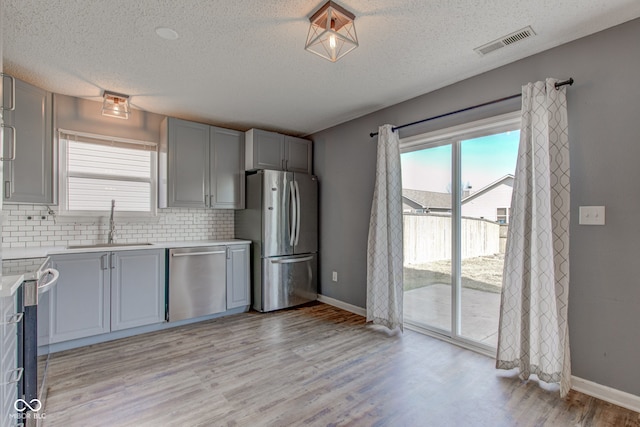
xmin=402 ymin=143 xmax=452 ymax=334
xmin=401 ymin=113 xmax=520 ymax=353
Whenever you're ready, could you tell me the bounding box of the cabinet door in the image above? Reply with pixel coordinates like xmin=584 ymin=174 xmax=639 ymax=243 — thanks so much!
xmin=111 ymin=249 xmax=166 ymax=331
xmin=284 ymin=136 xmax=312 ymax=174
xmin=247 ymin=129 xmax=284 ymax=170
xmin=226 ymin=244 xmax=250 ymax=309
xmin=49 ymin=253 xmax=110 ymax=343
xmin=1 ymin=293 xmax=19 ymax=425
xmin=3 ymin=78 xmax=53 ymax=203
xmin=210 ymin=126 xmax=245 ymax=209
xmin=166 ymin=118 xmax=210 ymax=208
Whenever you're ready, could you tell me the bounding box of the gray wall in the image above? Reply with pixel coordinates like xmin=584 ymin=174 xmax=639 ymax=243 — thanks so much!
xmin=312 ymin=18 xmax=640 ymax=396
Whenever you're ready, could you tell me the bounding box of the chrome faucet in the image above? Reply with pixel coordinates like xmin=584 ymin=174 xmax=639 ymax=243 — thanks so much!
xmin=108 ymin=199 xmax=116 ymax=244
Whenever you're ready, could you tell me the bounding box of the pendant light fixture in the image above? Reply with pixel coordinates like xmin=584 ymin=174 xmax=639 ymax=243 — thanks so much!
xmin=102 ymin=91 xmax=131 ymax=119
xmin=305 ymin=1 xmax=358 ymax=62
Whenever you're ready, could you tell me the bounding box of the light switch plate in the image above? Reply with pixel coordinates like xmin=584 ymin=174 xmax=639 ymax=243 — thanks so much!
xmin=579 ymin=206 xmax=605 ymax=225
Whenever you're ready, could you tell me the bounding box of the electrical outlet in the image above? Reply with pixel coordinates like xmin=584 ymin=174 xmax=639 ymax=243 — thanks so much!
xmin=332 ymin=271 xmax=338 ymax=282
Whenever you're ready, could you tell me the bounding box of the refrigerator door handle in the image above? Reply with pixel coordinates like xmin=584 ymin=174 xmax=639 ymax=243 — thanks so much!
xmin=289 ymin=181 xmax=297 ymax=246
xmin=294 ymin=180 xmax=301 ymax=246
xmin=270 ymin=255 xmax=314 ymax=264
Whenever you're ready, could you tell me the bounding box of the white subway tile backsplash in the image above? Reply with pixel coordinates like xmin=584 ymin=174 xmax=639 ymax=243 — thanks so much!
xmin=2 ymin=204 xmax=235 ymax=248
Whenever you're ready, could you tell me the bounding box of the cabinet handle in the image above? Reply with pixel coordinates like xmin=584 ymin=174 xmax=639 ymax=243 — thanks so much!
xmin=1 ymin=73 xmax=16 ymax=111
xmin=110 ymin=253 xmax=115 ymax=269
xmin=100 ymin=254 xmax=108 ymax=270
xmin=6 ymin=367 xmax=24 ymax=385
xmin=226 ymin=247 xmax=231 ymax=259
xmin=5 ymin=312 xmax=23 ymax=325
xmin=209 ymin=193 xmax=214 ymax=207
xmin=0 ymin=124 xmax=17 ymax=161
xmin=204 ymin=194 xmax=209 ymax=206
xmin=4 ymin=180 xmax=11 ymax=199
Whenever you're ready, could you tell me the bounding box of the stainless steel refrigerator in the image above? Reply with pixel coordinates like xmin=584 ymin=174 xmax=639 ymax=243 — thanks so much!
xmin=235 ymin=169 xmax=318 ymax=312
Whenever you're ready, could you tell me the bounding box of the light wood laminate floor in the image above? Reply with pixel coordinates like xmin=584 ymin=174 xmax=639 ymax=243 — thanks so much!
xmin=41 ymin=303 xmax=639 ymax=426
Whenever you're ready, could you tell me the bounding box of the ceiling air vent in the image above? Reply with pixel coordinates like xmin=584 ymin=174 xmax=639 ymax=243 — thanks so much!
xmin=474 ymin=26 xmax=536 ymax=56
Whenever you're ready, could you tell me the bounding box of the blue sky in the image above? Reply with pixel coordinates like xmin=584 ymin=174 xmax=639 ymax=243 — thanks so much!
xmin=401 ymin=130 xmax=520 ymax=193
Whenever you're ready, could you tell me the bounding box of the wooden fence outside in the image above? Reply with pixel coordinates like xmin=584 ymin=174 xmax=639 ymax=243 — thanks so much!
xmin=403 ymin=213 xmax=502 ymax=264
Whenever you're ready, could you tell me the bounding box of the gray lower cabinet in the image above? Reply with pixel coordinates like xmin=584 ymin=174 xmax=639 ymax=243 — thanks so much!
xmin=1 ymin=291 xmax=20 ymax=426
xmin=226 ymin=244 xmax=250 ymax=309
xmin=159 ymin=117 xmax=245 ymax=209
xmin=49 ymin=252 xmax=110 ymax=343
xmin=245 ymin=129 xmax=312 ymax=174
xmin=48 ymin=249 xmax=165 ymax=344
xmin=2 ymin=76 xmax=54 ymax=204
xmin=111 ymin=250 xmax=166 ymax=331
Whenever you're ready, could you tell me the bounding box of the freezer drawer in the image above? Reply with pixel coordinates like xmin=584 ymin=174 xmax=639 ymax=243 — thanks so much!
xmin=256 ymin=254 xmax=317 ymax=312
xmin=168 ymin=247 xmax=227 ymax=322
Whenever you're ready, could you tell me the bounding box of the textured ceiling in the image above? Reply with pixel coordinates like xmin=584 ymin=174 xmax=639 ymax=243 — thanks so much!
xmin=4 ymin=1 xmax=640 ymax=136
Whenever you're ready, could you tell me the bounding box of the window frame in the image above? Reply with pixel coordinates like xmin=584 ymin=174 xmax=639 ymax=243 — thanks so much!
xmin=57 ymin=129 xmax=158 ymax=220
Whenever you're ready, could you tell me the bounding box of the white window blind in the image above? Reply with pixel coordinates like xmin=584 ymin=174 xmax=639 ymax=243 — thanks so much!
xmin=59 ymin=130 xmax=157 ymax=214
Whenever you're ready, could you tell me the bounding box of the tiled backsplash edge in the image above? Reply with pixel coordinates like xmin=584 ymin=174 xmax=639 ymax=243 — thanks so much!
xmin=1 ymin=204 xmax=234 ymax=248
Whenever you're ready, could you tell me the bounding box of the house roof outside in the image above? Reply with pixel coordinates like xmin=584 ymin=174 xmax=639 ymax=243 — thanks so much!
xmin=461 ymin=175 xmax=514 ymax=204
xmin=402 ymin=189 xmax=451 ymax=211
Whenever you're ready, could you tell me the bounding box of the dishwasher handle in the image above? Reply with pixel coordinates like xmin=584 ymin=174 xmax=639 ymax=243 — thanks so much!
xmin=171 ymin=250 xmax=226 ymax=258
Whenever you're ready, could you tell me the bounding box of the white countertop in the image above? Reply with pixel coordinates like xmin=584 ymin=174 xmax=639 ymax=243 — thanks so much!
xmin=0 ymin=274 xmax=24 ymax=297
xmin=3 ymin=239 xmax=251 ymax=260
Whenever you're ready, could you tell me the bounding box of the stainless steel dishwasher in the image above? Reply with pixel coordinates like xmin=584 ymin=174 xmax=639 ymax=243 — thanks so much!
xmin=168 ymin=246 xmax=227 ymax=322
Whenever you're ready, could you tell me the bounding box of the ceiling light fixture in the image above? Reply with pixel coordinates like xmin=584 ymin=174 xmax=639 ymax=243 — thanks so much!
xmin=102 ymin=91 xmax=130 ymax=120
xmin=305 ymin=1 xmax=358 ymax=62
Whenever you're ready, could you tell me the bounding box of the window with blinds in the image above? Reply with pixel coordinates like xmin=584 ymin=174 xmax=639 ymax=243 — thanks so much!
xmin=59 ymin=130 xmax=157 ymax=215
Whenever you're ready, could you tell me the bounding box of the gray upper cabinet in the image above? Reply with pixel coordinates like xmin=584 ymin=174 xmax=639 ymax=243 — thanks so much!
xmin=245 ymin=129 xmax=284 ymax=170
xmin=210 ymin=126 xmax=245 ymax=209
xmin=285 ymin=135 xmax=313 ymax=174
xmin=2 ymin=76 xmax=54 ymax=204
xmin=160 ymin=117 xmax=210 ymax=208
xmin=246 ymin=129 xmax=312 ymax=174
xmin=159 ymin=117 xmax=245 ymax=209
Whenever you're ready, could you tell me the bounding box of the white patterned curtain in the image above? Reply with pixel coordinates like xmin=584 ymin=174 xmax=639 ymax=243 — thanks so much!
xmin=367 ymin=124 xmax=404 ymax=331
xmin=496 ymin=78 xmax=571 ymax=397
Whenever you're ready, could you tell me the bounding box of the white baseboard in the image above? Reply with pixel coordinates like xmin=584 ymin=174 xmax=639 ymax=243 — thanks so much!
xmin=317 ymin=294 xmax=366 ymax=317
xmin=571 ymin=376 xmax=640 ymax=413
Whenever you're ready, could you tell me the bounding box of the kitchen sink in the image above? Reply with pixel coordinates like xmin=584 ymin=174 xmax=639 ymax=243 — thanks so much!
xmin=66 ymin=243 xmax=155 ymax=249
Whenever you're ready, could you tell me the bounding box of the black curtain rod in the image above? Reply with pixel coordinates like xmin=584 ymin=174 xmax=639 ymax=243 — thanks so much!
xmin=369 ymin=78 xmax=574 ymax=138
